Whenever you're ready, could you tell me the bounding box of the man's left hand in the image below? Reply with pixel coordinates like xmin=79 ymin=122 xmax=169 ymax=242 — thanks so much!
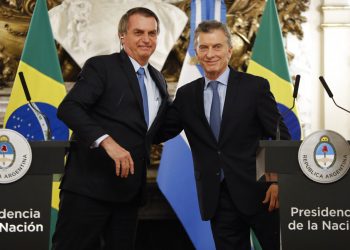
xmin=262 ymin=183 xmax=279 ymax=212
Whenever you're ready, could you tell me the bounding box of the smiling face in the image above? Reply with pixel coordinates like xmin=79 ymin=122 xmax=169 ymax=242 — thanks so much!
xmin=121 ymin=13 xmax=158 ymax=66
xmin=195 ymin=29 xmax=232 ymax=80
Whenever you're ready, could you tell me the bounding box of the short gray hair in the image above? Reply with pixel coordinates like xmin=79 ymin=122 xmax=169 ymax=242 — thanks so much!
xmin=194 ymin=20 xmax=232 ymax=48
xmin=118 ymin=7 xmax=160 ymax=37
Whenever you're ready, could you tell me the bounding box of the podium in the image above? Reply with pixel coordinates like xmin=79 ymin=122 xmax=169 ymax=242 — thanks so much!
xmin=258 ymin=140 xmax=350 ymax=250
xmin=0 ymin=141 xmax=68 ymax=250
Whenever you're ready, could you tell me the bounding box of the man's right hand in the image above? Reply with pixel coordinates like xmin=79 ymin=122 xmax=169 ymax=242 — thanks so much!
xmin=100 ymin=136 xmax=134 ymax=178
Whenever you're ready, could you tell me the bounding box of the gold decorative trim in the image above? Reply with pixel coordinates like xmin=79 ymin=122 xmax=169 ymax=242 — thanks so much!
xmin=0 ymin=0 xmax=310 ymax=86
xmin=322 ymin=6 xmax=350 ymax=11
xmin=321 ymin=24 xmax=350 ymax=28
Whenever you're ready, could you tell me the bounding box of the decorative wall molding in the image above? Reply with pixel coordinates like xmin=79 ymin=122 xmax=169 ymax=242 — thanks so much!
xmin=321 ymin=2 xmax=350 ymax=138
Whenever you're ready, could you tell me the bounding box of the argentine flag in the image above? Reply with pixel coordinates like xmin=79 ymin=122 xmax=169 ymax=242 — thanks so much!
xmin=157 ymin=1 xmax=226 ymax=249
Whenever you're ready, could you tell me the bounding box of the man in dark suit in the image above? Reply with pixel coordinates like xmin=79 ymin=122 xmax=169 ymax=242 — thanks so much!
xmin=52 ymin=7 xmax=168 ymax=250
xmin=156 ymin=20 xmax=290 ymax=250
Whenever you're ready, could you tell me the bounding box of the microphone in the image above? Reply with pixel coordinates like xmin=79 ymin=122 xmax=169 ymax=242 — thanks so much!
xmin=319 ymin=76 xmax=333 ymax=98
xmin=18 ymin=72 xmax=53 ymax=140
xmin=18 ymin=72 xmax=32 ymax=101
xmin=319 ymin=76 xmax=350 ymax=114
xmin=293 ymin=74 xmax=300 ymax=98
xmin=276 ymin=75 xmax=300 ymax=140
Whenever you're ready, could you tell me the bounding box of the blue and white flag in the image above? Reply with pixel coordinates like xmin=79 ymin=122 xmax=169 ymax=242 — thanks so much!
xmin=157 ymin=1 xmax=226 ymax=249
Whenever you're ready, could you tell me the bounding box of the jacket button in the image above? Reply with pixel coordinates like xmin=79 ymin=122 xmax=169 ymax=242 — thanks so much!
xmin=217 ymin=151 xmax=221 ymax=155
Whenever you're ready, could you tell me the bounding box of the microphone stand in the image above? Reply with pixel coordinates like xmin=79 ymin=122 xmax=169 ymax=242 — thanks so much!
xmin=276 ymin=75 xmax=300 ymax=140
xmin=18 ymin=72 xmax=52 ymax=140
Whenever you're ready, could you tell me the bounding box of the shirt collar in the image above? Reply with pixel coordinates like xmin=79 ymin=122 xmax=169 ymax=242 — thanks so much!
xmin=204 ymin=67 xmax=230 ymax=89
xmin=129 ymin=56 xmax=149 ymax=74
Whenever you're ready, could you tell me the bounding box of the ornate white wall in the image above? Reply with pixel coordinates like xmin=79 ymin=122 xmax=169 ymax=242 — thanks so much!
xmin=288 ymin=0 xmax=350 ymax=139
xmin=322 ymin=0 xmax=350 ymax=138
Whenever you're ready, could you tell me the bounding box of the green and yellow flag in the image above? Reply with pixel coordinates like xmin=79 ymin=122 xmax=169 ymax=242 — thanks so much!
xmin=247 ymin=0 xmax=301 ymax=139
xmin=3 ymin=0 xmax=68 ymax=141
xmin=3 ymin=0 xmax=68 ymax=247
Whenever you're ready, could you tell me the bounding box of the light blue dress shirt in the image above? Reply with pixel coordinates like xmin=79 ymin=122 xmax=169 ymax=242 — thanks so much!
xmin=203 ymin=67 xmax=230 ymax=122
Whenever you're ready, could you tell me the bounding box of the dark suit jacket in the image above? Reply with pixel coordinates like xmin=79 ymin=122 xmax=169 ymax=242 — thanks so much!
xmin=57 ymin=50 xmax=168 ymax=203
xmin=156 ymin=68 xmax=290 ymax=220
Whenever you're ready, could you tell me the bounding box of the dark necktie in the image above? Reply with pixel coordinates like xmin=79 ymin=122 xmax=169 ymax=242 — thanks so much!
xmin=137 ymin=67 xmax=149 ymax=126
xmin=209 ymin=81 xmax=221 ymax=141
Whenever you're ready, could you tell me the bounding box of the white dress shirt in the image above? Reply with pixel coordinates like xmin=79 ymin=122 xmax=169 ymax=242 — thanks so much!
xmin=129 ymin=56 xmax=162 ymax=128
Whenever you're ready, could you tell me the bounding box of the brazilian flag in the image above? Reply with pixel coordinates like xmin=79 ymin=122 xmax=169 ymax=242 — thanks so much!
xmin=247 ymin=0 xmax=301 ymax=140
xmin=3 ymin=0 xmax=68 ymax=140
xmin=3 ymin=0 xmax=68 ymax=247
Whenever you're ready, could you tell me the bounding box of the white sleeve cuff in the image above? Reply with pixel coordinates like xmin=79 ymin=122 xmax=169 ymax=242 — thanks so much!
xmin=91 ymin=134 xmax=109 ymax=148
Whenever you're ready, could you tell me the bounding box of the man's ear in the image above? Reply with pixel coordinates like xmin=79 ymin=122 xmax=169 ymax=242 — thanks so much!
xmin=227 ymin=47 xmax=233 ymax=59
xmin=119 ymin=33 xmax=125 ymax=42
xmin=194 ymin=47 xmax=198 ymax=56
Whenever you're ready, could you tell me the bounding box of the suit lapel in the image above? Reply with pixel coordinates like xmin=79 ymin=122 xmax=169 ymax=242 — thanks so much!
xmin=195 ymin=78 xmax=217 ymax=141
xmin=119 ymin=50 xmax=144 ymax=117
xmin=148 ymin=65 xmax=167 ymax=98
xmin=147 ymin=65 xmax=169 ymax=133
xmin=219 ymin=68 xmax=240 ymax=143
xmin=119 ymin=50 xmax=170 ymax=133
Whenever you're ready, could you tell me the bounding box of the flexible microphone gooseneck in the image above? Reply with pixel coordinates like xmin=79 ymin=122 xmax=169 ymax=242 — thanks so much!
xmin=276 ymin=74 xmax=300 ymax=140
xmin=18 ymin=72 xmax=53 ymax=140
xmin=319 ymin=76 xmax=350 ymax=114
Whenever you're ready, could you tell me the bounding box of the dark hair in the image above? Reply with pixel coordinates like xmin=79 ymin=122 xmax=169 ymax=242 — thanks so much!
xmin=118 ymin=7 xmax=160 ymax=37
xmin=194 ymin=20 xmax=232 ymax=48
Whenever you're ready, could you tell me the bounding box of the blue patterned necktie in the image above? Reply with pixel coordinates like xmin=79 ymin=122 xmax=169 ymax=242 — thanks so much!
xmin=137 ymin=67 xmax=149 ymax=126
xmin=209 ymin=81 xmax=221 ymax=141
